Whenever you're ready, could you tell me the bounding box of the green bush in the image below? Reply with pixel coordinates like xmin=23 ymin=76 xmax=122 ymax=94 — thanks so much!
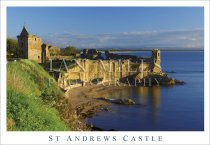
xmin=7 ymin=38 xmax=18 ymax=58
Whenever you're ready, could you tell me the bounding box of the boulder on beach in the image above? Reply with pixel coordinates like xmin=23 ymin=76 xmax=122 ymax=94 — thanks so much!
xmin=99 ymin=98 xmax=135 ymax=105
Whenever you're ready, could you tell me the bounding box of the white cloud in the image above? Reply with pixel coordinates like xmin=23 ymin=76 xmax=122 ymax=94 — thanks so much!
xmin=42 ymin=29 xmax=204 ymax=50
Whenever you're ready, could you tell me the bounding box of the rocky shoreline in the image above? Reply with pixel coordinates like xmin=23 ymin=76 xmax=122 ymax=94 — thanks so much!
xmin=64 ymin=84 xmax=128 ymax=130
xmin=64 ymin=77 xmax=185 ymax=131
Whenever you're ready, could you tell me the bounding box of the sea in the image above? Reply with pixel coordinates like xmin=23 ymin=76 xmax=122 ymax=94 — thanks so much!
xmin=87 ymin=51 xmax=204 ymax=131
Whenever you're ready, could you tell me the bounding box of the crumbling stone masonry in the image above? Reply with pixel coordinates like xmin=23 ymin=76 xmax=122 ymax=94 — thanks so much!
xmin=17 ymin=26 xmax=50 ymax=63
xmin=60 ymin=49 xmax=162 ymax=87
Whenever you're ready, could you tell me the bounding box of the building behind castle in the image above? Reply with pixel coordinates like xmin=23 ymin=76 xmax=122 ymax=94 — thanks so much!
xmin=17 ymin=26 xmax=50 ymax=63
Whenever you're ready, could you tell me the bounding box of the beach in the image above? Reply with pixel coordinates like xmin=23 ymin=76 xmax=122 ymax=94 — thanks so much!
xmin=65 ymin=83 xmax=128 ymax=117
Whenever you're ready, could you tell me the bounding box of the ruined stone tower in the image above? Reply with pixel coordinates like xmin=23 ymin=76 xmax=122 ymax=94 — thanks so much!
xmin=152 ymin=49 xmax=161 ymax=72
xmin=17 ymin=26 xmax=49 ymax=63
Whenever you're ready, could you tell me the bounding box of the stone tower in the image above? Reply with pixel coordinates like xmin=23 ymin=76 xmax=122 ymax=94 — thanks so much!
xmin=152 ymin=49 xmax=161 ymax=72
xmin=41 ymin=43 xmax=50 ymax=63
xmin=17 ymin=26 xmax=43 ymax=63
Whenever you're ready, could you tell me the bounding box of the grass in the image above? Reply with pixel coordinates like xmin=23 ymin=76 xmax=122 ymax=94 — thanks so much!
xmin=7 ymin=88 xmax=68 ymax=131
xmin=7 ymin=59 xmax=69 ymax=131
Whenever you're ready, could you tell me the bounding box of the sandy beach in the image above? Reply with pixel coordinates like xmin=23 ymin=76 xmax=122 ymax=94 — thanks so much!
xmin=65 ymin=83 xmax=128 ymax=118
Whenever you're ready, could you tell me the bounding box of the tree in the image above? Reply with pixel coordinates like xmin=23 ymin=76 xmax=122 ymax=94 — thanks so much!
xmin=7 ymin=38 xmax=18 ymax=57
xmin=48 ymin=46 xmax=61 ymax=56
xmin=60 ymin=46 xmax=77 ymax=56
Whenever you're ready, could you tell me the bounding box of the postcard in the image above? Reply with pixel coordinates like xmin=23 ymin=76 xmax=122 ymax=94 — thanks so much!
xmin=0 ymin=0 xmax=209 ymax=145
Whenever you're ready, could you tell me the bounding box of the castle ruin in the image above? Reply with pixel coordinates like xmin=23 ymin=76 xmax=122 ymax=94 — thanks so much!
xmin=15 ymin=27 xmax=183 ymax=88
xmin=60 ymin=49 xmax=162 ymax=88
xmin=81 ymin=49 xmax=102 ymax=59
xmin=17 ymin=26 xmax=50 ymax=63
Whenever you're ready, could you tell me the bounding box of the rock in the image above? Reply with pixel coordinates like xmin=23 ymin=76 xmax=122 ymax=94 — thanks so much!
xmin=175 ymin=79 xmax=185 ymax=85
xmin=120 ymin=98 xmax=135 ymax=105
xmin=99 ymin=98 xmax=135 ymax=105
xmin=100 ymin=107 xmax=110 ymax=111
xmin=133 ymin=72 xmax=185 ymax=86
xmin=165 ymin=70 xmax=176 ymax=73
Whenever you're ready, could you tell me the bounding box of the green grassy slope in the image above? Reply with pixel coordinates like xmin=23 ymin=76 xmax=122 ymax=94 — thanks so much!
xmin=7 ymin=60 xmax=69 ymax=131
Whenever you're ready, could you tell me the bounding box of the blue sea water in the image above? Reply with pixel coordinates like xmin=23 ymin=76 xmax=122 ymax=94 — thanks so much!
xmin=87 ymin=51 xmax=204 ymax=131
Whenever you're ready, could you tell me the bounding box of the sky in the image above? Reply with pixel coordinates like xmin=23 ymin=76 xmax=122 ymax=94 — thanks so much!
xmin=7 ymin=7 xmax=204 ymax=50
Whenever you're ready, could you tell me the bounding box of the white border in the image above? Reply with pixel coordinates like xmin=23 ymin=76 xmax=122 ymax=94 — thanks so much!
xmin=1 ymin=1 xmax=209 ymax=145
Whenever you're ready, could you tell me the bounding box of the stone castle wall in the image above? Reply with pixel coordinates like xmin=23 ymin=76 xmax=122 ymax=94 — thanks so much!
xmin=63 ymin=59 xmax=154 ymax=83
xmin=42 ymin=44 xmax=50 ymax=63
xmin=59 ymin=49 xmax=162 ymax=88
xmin=28 ymin=36 xmax=42 ymax=63
xmin=152 ymin=49 xmax=161 ymax=72
xmin=17 ymin=27 xmax=50 ymax=63
xmin=17 ymin=36 xmax=28 ymax=59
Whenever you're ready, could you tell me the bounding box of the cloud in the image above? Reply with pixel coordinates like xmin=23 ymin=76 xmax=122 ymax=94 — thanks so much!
xmin=42 ymin=29 xmax=204 ymax=50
